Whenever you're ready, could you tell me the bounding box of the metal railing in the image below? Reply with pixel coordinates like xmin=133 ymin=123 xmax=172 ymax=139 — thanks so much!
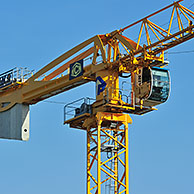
xmin=64 ymin=97 xmax=95 ymax=122
xmin=0 ymin=67 xmax=34 ymax=89
xmin=102 ymin=85 xmax=132 ymax=105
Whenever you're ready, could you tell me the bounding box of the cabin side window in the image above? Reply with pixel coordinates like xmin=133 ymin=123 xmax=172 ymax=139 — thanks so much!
xmin=142 ymin=67 xmax=151 ymax=83
xmin=148 ymin=68 xmax=170 ymax=102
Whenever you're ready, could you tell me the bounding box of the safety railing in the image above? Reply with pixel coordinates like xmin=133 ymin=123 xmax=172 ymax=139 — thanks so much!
xmin=64 ymin=97 xmax=95 ymax=122
xmin=102 ymin=84 xmax=133 ymax=105
xmin=0 ymin=67 xmax=34 ymax=89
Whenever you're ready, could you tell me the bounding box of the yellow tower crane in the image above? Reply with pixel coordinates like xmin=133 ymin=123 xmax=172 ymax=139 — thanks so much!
xmin=0 ymin=0 xmax=194 ymax=193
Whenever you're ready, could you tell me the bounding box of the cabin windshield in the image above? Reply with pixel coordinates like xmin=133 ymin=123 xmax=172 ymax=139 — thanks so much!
xmin=148 ymin=68 xmax=170 ymax=102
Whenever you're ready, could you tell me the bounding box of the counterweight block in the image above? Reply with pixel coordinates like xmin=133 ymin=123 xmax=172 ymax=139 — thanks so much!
xmin=0 ymin=103 xmax=29 ymax=141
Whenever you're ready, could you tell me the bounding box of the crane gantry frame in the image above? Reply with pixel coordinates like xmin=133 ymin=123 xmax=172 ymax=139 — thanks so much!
xmin=0 ymin=0 xmax=194 ymax=193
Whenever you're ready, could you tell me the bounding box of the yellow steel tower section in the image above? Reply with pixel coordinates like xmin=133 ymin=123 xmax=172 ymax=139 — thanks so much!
xmin=84 ymin=113 xmax=132 ymax=194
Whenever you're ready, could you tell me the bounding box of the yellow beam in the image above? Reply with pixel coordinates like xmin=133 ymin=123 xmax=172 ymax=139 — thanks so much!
xmin=97 ymin=120 xmax=101 ymax=194
xmin=101 ymin=167 xmax=126 ymax=188
xmin=115 ymin=33 xmax=135 ymax=51
xmin=27 ymin=36 xmax=96 ymax=82
xmin=101 ymin=128 xmax=126 ymax=149
xmin=124 ymin=121 xmax=129 ymax=194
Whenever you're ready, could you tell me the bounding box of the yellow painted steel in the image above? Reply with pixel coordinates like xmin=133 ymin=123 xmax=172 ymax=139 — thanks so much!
xmin=87 ymin=127 xmax=91 ymax=194
xmin=97 ymin=120 xmax=102 ymax=194
xmin=95 ymin=69 xmax=119 ymax=105
xmin=85 ymin=112 xmax=131 ymax=194
xmin=114 ymin=126 xmax=118 ymax=193
xmin=124 ymin=121 xmax=129 ymax=193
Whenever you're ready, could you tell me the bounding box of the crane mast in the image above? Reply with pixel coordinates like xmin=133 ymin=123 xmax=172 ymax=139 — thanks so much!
xmin=0 ymin=0 xmax=194 ymax=193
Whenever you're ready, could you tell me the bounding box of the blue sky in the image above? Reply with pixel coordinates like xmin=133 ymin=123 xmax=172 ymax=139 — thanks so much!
xmin=0 ymin=0 xmax=194 ymax=194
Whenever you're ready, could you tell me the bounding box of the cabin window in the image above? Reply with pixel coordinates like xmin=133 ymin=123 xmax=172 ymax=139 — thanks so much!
xmin=142 ymin=67 xmax=151 ymax=83
xmin=148 ymin=68 xmax=170 ymax=102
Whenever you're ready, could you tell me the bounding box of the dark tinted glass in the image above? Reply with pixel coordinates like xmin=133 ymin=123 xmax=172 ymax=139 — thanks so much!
xmin=148 ymin=68 xmax=170 ymax=102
